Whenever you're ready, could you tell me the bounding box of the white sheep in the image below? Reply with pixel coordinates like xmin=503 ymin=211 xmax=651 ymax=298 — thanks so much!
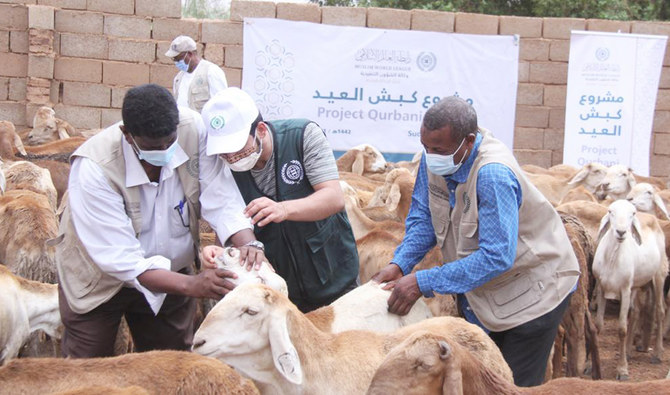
xmin=595 ymin=164 xmax=636 ymax=201
xmin=0 ymin=265 xmax=60 ymax=365
xmin=213 ymin=246 xmax=288 ymax=296
xmin=0 ymin=350 xmax=259 ymax=395
xmin=592 ymin=199 xmax=668 ymax=380
xmin=27 ymin=106 xmax=77 ymax=145
xmin=626 ymin=182 xmax=670 ymax=221
xmin=306 ymin=281 xmax=433 ymax=333
xmin=192 ymin=283 xmax=511 ymax=395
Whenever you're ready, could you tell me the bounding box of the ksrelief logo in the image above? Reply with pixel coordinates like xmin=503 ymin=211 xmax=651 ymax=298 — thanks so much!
xmin=417 ymin=52 xmax=437 ymax=72
xmin=595 ymin=47 xmax=610 ymax=62
xmin=210 ymin=115 xmax=225 ymax=130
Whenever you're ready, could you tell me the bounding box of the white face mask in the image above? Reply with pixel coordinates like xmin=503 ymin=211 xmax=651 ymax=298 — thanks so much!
xmin=225 ymin=136 xmax=263 ymax=172
xmin=425 ymin=137 xmax=467 ymax=176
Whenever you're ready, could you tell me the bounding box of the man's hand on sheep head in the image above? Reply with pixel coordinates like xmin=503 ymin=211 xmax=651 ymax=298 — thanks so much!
xmin=238 ymin=245 xmax=267 ymax=271
xmin=386 ymin=273 xmax=421 ymax=316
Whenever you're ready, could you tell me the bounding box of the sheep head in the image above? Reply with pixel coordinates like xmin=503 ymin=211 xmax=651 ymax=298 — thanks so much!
xmin=350 ymin=144 xmax=387 ymax=175
xmin=596 ymin=165 xmax=636 ymax=200
xmin=213 ymin=247 xmax=288 ymax=296
xmin=28 ymin=107 xmax=59 ymax=145
xmin=627 ymin=182 xmax=670 ymax=221
xmin=568 ymin=162 xmax=607 ymax=192
xmin=192 ymin=283 xmax=303 ymax=385
xmin=598 ymin=199 xmax=642 ymax=245
xmin=367 ymin=331 xmax=461 ymax=395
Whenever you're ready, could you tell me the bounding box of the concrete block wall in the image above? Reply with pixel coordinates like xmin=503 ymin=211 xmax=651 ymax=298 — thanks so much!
xmin=0 ymin=0 xmax=668 ymax=178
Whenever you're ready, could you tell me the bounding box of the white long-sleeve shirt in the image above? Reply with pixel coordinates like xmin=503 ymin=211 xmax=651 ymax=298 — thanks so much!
xmin=68 ymin=108 xmax=251 ymax=313
xmin=175 ymin=60 xmax=228 ymax=110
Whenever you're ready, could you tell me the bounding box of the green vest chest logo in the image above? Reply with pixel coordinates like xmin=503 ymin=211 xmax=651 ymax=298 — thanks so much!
xmin=281 ymin=160 xmax=304 ymax=185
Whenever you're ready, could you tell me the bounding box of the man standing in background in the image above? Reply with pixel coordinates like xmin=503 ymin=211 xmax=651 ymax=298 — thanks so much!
xmin=166 ymin=35 xmax=228 ymax=113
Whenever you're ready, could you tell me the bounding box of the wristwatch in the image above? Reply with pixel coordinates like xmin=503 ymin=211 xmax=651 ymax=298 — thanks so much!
xmin=244 ymin=240 xmax=265 ymax=252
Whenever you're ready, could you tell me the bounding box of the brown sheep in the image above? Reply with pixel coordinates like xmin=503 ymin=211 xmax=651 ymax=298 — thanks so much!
xmin=367 ymin=332 xmax=669 ymax=395
xmin=2 ymin=160 xmax=58 ymax=212
xmin=337 ymin=144 xmax=390 ymax=176
xmin=553 ymin=212 xmax=601 ymax=380
xmin=0 ymin=120 xmax=72 ymax=206
xmin=0 ymin=350 xmax=259 ymax=395
xmin=51 ymin=386 xmax=150 ymax=395
xmin=0 ymin=190 xmax=58 ymax=284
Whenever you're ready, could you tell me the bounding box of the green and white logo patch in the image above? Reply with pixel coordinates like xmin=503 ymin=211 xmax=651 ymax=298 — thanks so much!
xmin=210 ymin=115 xmax=226 ymax=130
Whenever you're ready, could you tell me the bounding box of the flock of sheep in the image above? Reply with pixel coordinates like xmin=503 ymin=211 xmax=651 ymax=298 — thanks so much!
xmin=1 ymin=109 xmax=670 ymax=394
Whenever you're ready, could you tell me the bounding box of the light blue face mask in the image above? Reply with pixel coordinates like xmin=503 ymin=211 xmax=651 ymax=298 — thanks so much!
xmin=425 ymin=137 xmax=467 ymax=176
xmin=175 ymin=55 xmax=190 ymax=72
xmin=130 ymin=136 xmax=179 ymax=167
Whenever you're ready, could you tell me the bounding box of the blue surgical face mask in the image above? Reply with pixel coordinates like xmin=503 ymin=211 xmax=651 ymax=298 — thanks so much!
xmin=175 ymin=54 xmax=190 ymax=72
xmin=130 ymin=135 xmax=179 ymax=167
xmin=424 ymin=137 xmax=468 ymax=176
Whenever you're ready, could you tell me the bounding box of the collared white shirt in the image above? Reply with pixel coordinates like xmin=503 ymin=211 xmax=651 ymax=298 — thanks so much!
xmin=68 ymin=108 xmax=251 ymax=314
xmin=176 ymin=61 xmax=228 ymax=110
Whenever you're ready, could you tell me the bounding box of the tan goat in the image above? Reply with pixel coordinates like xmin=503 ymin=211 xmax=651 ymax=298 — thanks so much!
xmin=367 ymin=332 xmax=669 ymax=395
xmin=0 ymin=350 xmax=259 ymax=395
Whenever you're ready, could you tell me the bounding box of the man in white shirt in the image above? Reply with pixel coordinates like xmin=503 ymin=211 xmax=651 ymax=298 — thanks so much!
xmin=55 ymin=84 xmax=264 ymax=358
xmin=166 ymin=35 xmax=228 ymax=113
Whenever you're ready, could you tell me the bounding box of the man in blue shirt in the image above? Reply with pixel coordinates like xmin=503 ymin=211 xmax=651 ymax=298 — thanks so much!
xmin=373 ymin=96 xmax=579 ymax=386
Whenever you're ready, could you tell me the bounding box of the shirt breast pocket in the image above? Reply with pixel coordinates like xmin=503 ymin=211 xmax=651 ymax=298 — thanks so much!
xmin=171 ymin=200 xmax=190 ymax=237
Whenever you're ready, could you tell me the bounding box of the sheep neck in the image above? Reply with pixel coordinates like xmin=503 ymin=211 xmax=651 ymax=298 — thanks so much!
xmin=21 ymin=283 xmax=59 ymax=337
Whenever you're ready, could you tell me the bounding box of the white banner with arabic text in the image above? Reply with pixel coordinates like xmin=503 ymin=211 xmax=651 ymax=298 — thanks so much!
xmin=563 ymin=31 xmax=667 ymax=175
xmin=242 ymin=18 xmax=519 ymax=155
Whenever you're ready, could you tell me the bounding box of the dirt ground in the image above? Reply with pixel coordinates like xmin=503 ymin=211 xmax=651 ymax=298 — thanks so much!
xmin=557 ymin=303 xmax=670 ymax=383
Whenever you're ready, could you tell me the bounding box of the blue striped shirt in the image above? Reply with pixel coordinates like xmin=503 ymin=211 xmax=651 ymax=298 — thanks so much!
xmin=392 ymin=132 xmax=522 ymax=331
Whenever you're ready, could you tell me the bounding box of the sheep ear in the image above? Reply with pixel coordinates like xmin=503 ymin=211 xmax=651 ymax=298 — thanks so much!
xmin=438 ymin=340 xmax=451 ymax=360
xmin=386 ymin=183 xmax=401 ymax=212
xmin=57 ymin=126 xmax=70 ymax=140
xmin=268 ymin=310 xmax=303 ymax=385
xmin=627 ymin=170 xmax=637 ymax=189
xmin=632 ymin=216 xmax=642 ymax=246
xmin=441 ymin=355 xmax=464 ymax=395
xmin=568 ymin=167 xmax=588 ymax=185
xmin=653 ymin=194 xmax=670 ymax=221
xmin=352 ymin=152 xmax=365 ymax=175
xmin=597 ymin=214 xmax=611 ymax=244
xmin=12 ymin=131 xmax=27 ymax=156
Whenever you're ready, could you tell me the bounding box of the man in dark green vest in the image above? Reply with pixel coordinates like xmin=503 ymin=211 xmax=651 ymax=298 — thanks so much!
xmin=201 ymin=88 xmax=359 ymax=312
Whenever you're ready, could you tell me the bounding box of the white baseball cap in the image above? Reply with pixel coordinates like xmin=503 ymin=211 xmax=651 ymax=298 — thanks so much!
xmin=165 ymin=35 xmax=197 ymax=58
xmin=202 ymin=88 xmax=260 ymax=156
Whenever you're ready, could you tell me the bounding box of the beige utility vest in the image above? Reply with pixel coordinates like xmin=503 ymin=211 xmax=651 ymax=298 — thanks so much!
xmin=173 ymin=60 xmax=213 ymax=113
xmin=427 ymin=129 xmax=579 ymax=332
xmin=54 ymin=111 xmax=202 ymax=314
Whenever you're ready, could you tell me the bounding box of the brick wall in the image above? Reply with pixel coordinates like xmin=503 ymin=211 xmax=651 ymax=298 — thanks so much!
xmin=0 ymin=0 xmax=669 ymax=177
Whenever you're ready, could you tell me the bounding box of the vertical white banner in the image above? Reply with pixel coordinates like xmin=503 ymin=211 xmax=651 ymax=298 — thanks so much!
xmin=242 ymin=18 xmax=519 ymax=156
xmin=563 ymin=31 xmax=667 ymax=176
